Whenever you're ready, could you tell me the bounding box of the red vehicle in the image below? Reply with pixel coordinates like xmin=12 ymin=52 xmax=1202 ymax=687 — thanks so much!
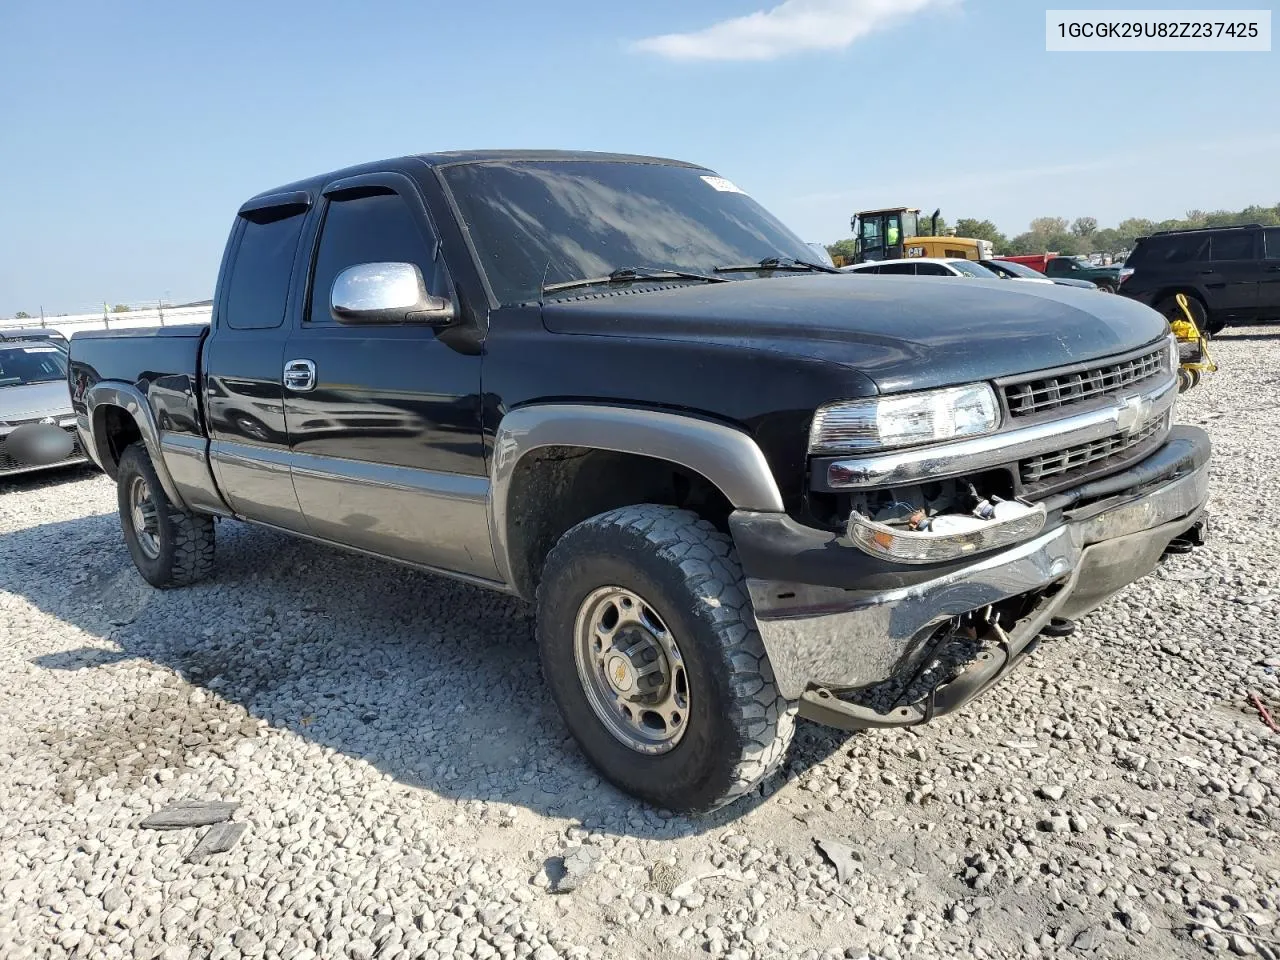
xmin=993 ymin=253 xmax=1057 ymax=273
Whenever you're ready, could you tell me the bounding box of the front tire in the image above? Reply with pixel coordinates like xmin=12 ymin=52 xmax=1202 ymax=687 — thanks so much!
xmin=116 ymin=443 xmax=215 ymax=588
xmin=536 ymin=505 xmax=795 ymax=813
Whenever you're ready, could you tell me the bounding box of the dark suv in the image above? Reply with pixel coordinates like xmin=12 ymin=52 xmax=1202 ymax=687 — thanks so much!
xmin=1120 ymin=224 xmax=1280 ymax=334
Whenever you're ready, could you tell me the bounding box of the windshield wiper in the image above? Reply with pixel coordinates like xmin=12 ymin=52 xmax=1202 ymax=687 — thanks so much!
xmin=714 ymin=256 xmax=841 ymax=275
xmin=542 ymin=266 xmax=730 ymax=296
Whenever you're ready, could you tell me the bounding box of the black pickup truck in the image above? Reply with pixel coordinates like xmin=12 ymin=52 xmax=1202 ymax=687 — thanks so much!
xmin=69 ymin=151 xmax=1211 ymax=812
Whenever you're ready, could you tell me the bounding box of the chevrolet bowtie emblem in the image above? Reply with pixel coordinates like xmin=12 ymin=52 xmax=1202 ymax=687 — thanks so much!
xmin=1114 ymin=394 xmax=1152 ymax=434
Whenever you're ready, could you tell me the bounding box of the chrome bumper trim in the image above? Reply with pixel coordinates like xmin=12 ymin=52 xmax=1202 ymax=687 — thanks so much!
xmin=824 ymin=374 xmax=1177 ymax=489
xmin=749 ymin=458 xmax=1209 ymax=700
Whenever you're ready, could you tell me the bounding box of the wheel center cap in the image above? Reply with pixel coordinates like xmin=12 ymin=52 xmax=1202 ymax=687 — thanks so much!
xmin=605 ymin=654 xmax=636 ymax=695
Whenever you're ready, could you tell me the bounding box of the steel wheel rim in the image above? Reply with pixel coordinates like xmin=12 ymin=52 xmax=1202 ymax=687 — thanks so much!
xmin=129 ymin=475 xmax=161 ymax=560
xmin=573 ymin=586 xmax=690 ymax=754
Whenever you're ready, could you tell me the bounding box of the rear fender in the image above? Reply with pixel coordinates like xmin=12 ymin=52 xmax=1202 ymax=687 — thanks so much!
xmin=84 ymin=382 xmax=189 ymax=511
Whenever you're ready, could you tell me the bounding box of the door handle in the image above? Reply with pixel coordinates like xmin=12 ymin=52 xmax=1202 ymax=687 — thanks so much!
xmin=284 ymin=358 xmax=316 ymax=392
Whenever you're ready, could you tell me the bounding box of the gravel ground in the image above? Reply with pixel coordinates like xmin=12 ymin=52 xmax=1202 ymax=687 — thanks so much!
xmin=1 ymin=325 xmax=1278 ymax=960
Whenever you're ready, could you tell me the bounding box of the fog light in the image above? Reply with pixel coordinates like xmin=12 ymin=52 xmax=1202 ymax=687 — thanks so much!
xmin=848 ymin=501 xmax=1048 ymax=564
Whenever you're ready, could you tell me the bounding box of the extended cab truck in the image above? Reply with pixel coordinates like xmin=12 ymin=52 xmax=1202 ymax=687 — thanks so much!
xmin=69 ymin=151 xmax=1211 ymax=813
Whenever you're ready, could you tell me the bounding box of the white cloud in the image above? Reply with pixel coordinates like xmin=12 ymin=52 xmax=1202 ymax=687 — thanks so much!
xmin=633 ymin=0 xmax=952 ymax=62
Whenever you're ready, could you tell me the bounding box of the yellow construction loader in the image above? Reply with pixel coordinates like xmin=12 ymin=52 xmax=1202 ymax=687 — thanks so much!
xmin=844 ymin=207 xmax=993 ymax=265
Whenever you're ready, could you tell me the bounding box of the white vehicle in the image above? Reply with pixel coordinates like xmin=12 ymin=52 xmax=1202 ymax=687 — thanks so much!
xmin=806 ymin=242 xmax=837 ymax=268
xmin=840 ymin=257 xmax=1003 ymax=278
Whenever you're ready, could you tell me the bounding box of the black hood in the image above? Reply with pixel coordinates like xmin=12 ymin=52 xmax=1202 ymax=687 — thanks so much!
xmin=541 ymin=275 xmax=1169 ymax=393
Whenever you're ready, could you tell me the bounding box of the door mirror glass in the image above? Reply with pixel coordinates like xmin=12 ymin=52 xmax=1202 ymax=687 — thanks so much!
xmin=330 ymin=262 xmax=455 ymax=325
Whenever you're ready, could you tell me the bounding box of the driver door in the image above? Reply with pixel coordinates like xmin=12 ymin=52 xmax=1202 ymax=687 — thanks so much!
xmin=282 ymin=174 xmax=495 ymax=580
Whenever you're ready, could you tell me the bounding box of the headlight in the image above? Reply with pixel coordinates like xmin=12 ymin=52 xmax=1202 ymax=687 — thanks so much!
xmin=809 ymin=384 xmax=1000 ymax=455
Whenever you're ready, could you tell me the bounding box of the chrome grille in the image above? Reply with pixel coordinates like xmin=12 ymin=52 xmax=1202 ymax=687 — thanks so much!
xmin=1020 ymin=414 xmax=1167 ymax=484
xmin=1004 ymin=345 xmax=1167 ymax=418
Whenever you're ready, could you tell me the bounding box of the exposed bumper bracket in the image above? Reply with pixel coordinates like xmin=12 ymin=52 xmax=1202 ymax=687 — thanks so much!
xmin=798 ymin=602 xmax=1051 ymax=731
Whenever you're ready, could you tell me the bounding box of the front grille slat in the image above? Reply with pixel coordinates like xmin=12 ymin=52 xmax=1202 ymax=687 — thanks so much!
xmin=1004 ymin=346 xmax=1166 ymax=417
xmin=1020 ymin=414 xmax=1166 ymax=484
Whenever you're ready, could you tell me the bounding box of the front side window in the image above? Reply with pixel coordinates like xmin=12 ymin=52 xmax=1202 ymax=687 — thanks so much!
xmin=0 ymin=344 xmax=68 ymax=386
xmin=307 ymin=190 xmax=447 ymax=325
xmin=440 ymin=160 xmax=816 ymax=305
xmin=878 ymin=262 xmax=915 ymax=275
xmin=915 ymin=263 xmax=949 ymax=276
xmin=1209 ymin=230 xmax=1256 ymax=261
xmin=224 ymin=210 xmax=307 ymax=330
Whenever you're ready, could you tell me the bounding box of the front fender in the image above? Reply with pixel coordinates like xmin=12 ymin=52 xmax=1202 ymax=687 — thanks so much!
xmin=488 ymin=403 xmax=785 ymax=592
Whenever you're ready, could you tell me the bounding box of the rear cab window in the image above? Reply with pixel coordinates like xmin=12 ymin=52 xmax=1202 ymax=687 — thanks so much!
xmin=223 ymin=205 xmax=308 ymax=330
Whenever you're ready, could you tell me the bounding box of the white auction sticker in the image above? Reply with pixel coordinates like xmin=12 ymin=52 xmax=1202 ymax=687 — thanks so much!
xmin=22 ymin=346 xmax=57 ymax=353
xmin=1047 ymin=9 xmax=1271 ymax=51
xmin=701 ymin=176 xmax=744 ymax=193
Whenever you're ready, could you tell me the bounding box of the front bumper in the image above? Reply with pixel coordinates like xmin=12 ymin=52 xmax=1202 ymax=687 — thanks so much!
xmin=732 ymin=426 xmax=1211 ymax=704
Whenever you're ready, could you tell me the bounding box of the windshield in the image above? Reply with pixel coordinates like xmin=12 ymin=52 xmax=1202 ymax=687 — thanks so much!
xmin=989 ymin=259 xmax=1039 ymax=278
xmin=440 ymin=160 xmax=816 ymax=305
xmin=0 ymin=344 xmax=68 ymax=387
xmin=949 ymin=260 xmax=999 ymax=278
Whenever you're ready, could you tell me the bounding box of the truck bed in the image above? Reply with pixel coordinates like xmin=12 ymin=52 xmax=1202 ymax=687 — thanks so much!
xmin=68 ymin=323 xmax=209 ymax=439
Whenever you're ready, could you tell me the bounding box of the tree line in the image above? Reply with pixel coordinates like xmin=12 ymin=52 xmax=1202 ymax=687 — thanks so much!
xmin=827 ymin=203 xmax=1280 ymax=260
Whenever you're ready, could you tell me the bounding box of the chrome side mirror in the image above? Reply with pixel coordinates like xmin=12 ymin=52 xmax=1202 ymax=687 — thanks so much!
xmin=330 ymin=262 xmax=455 ymax=326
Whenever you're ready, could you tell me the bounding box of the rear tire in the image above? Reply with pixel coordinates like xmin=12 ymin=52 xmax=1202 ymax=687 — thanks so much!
xmin=1157 ymin=293 xmax=1210 ymax=336
xmin=117 ymin=443 xmax=215 ymax=588
xmin=536 ymin=505 xmax=795 ymax=813
xmin=1096 ymin=282 xmax=1117 ymax=294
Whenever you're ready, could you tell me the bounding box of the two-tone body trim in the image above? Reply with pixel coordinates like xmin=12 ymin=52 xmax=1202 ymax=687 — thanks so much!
xmin=489 ymin=403 xmax=786 ymax=592
xmin=82 ymin=383 xmax=189 ymax=510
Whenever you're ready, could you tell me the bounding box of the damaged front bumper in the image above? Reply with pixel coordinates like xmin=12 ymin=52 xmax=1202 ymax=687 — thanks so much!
xmin=730 ymin=426 xmax=1211 ymax=728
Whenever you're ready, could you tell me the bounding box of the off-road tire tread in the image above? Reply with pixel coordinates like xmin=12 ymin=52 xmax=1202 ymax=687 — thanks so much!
xmin=117 ymin=443 xmax=215 ymax=588
xmin=538 ymin=504 xmax=795 ymax=811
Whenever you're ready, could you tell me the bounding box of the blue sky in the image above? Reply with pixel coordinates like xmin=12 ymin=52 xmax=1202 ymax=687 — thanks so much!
xmin=1 ymin=0 xmax=1275 ymax=315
